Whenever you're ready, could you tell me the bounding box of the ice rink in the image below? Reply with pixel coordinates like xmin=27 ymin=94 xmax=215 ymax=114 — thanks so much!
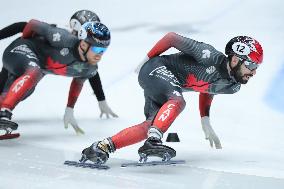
xmin=1 ymin=0 xmax=284 ymax=188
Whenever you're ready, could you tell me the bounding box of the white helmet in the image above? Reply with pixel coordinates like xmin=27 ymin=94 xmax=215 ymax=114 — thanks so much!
xmin=69 ymin=10 xmax=100 ymax=33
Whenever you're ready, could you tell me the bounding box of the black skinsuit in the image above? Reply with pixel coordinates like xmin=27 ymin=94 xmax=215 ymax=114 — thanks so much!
xmin=0 ymin=21 xmax=106 ymax=103
xmin=0 ymin=19 xmax=100 ymax=110
xmin=139 ymin=32 xmax=241 ymax=124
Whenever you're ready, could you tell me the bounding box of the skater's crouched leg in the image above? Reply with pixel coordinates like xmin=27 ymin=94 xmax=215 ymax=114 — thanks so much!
xmin=111 ymin=120 xmax=152 ymax=149
xmin=81 ymin=120 xmax=153 ymax=164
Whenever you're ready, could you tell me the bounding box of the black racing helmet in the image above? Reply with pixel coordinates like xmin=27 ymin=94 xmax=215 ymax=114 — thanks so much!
xmin=78 ymin=21 xmax=111 ymax=48
xmin=69 ymin=10 xmax=100 ymax=33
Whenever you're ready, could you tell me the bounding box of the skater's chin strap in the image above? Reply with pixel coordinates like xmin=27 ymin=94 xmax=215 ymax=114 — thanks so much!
xmin=78 ymin=43 xmax=90 ymax=62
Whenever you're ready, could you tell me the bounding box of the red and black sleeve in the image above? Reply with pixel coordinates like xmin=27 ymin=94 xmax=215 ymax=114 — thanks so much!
xmin=147 ymin=32 xmax=177 ymax=58
xmin=67 ymin=78 xmax=86 ymax=108
xmin=199 ymin=93 xmax=214 ymax=117
xmin=22 ymin=19 xmax=51 ymax=39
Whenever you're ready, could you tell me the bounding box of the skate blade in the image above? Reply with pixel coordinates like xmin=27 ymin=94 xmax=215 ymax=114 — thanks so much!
xmin=64 ymin=160 xmax=110 ymax=170
xmin=121 ymin=160 xmax=186 ymax=168
xmin=0 ymin=133 xmax=20 ymax=140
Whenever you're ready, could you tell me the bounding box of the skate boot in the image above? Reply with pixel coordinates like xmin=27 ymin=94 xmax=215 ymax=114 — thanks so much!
xmin=0 ymin=109 xmax=19 ymax=140
xmin=80 ymin=138 xmax=115 ymax=164
xmin=138 ymin=137 xmax=176 ymax=162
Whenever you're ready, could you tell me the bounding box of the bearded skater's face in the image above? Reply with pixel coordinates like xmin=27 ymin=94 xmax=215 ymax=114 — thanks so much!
xmin=230 ymin=55 xmax=257 ymax=84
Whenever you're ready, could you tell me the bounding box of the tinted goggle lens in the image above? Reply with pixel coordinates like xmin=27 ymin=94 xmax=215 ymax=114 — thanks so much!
xmin=90 ymin=46 xmax=107 ymax=54
xmin=243 ymin=60 xmax=259 ymax=71
xmin=239 ymin=58 xmax=259 ymax=71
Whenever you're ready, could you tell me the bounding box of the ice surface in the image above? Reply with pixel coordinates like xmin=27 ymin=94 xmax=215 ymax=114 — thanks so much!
xmin=1 ymin=0 xmax=284 ymax=188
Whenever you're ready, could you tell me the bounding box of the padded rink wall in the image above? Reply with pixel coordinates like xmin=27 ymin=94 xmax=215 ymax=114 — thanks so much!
xmin=265 ymin=61 xmax=284 ymax=113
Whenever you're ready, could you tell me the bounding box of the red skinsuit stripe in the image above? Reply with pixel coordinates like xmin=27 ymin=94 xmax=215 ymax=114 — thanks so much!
xmin=199 ymin=93 xmax=213 ymax=117
xmin=1 ymin=69 xmax=42 ymax=110
xmin=111 ymin=120 xmax=151 ymax=149
xmin=112 ymin=98 xmax=185 ymax=149
xmin=67 ymin=79 xmax=84 ymax=108
xmin=147 ymin=32 xmax=176 ymax=58
xmin=152 ymin=98 xmax=185 ymax=132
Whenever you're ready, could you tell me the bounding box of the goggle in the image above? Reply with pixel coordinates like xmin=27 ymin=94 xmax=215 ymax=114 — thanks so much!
xmin=90 ymin=46 xmax=107 ymax=54
xmin=239 ymin=58 xmax=259 ymax=71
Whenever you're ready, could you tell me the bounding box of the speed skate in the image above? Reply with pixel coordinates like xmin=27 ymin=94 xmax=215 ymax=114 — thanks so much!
xmin=0 ymin=119 xmax=20 ymax=140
